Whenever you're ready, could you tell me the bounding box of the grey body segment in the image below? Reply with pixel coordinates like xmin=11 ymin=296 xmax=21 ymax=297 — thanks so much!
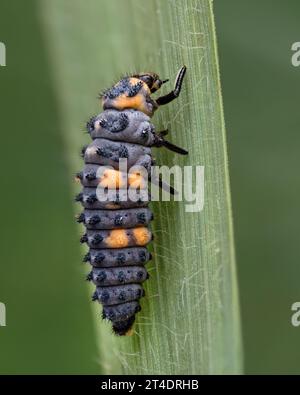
xmin=84 ymin=138 xmax=151 ymax=170
xmin=81 ymin=208 xmax=153 ymax=230
xmin=91 ymin=266 xmax=148 ymax=286
xmin=87 ymin=247 xmax=151 ymax=267
xmin=88 ymin=109 xmax=156 ymax=146
xmin=102 ymin=301 xmax=141 ymax=323
xmin=77 ymin=187 xmax=150 ymax=210
xmin=95 ymin=284 xmax=144 ymax=306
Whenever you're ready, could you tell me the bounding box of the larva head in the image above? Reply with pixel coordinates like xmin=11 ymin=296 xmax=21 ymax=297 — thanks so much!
xmin=131 ymin=72 xmax=168 ymax=93
xmin=101 ymin=72 xmax=167 ymax=117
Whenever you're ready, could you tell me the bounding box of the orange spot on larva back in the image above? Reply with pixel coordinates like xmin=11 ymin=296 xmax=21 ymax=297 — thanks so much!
xmin=133 ymin=227 xmax=151 ymax=246
xmin=99 ymin=169 xmax=126 ymax=189
xmin=128 ymin=171 xmax=146 ymax=189
xmin=106 ymin=229 xmax=128 ymax=248
xmin=114 ymin=94 xmax=145 ymax=112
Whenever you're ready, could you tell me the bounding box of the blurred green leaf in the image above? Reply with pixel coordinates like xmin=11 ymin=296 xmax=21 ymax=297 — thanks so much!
xmin=215 ymin=0 xmax=300 ymax=374
xmin=0 ymin=0 xmax=99 ymax=374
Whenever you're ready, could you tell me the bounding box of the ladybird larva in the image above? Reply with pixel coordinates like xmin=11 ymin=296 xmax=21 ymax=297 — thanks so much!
xmin=76 ymin=66 xmax=188 ymax=335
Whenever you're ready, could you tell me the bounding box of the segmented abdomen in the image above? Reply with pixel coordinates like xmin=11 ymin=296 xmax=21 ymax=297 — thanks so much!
xmin=76 ymin=109 xmax=155 ymax=336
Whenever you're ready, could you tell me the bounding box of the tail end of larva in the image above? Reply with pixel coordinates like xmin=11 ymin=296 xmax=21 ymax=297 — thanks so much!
xmin=112 ymin=316 xmax=135 ymax=336
xmin=124 ymin=328 xmax=134 ymax=337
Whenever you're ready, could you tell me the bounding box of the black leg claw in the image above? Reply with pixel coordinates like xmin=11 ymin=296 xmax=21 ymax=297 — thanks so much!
xmin=156 ymin=66 xmax=187 ymax=106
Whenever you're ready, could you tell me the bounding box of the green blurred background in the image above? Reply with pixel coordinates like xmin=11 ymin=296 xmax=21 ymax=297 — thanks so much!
xmin=215 ymin=0 xmax=300 ymax=374
xmin=0 ymin=0 xmax=299 ymax=374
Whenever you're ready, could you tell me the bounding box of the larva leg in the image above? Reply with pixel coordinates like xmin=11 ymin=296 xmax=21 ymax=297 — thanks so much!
xmin=153 ymin=132 xmax=188 ymax=155
xmin=156 ymin=66 xmax=187 ymax=106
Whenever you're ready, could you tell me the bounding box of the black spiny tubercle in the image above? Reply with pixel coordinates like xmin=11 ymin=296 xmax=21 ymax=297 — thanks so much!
xmin=76 ymin=66 xmax=188 ymax=336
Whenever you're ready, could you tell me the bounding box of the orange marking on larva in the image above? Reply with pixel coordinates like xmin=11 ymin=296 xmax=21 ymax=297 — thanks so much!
xmin=105 ymin=203 xmax=121 ymax=209
xmin=98 ymin=169 xmax=126 ymax=189
xmin=128 ymin=171 xmax=146 ymax=189
xmin=129 ymin=77 xmax=141 ymax=86
xmin=129 ymin=78 xmax=151 ymax=95
xmin=133 ymin=227 xmax=151 ymax=246
xmin=106 ymin=229 xmax=129 ymax=248
xmin=113 ymin=94 xmax=145 ymax=112
xmin=115 ymin=94 xmax=152 ymax=115
xmin=125 ymin=327 xmax=134 ymax=336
